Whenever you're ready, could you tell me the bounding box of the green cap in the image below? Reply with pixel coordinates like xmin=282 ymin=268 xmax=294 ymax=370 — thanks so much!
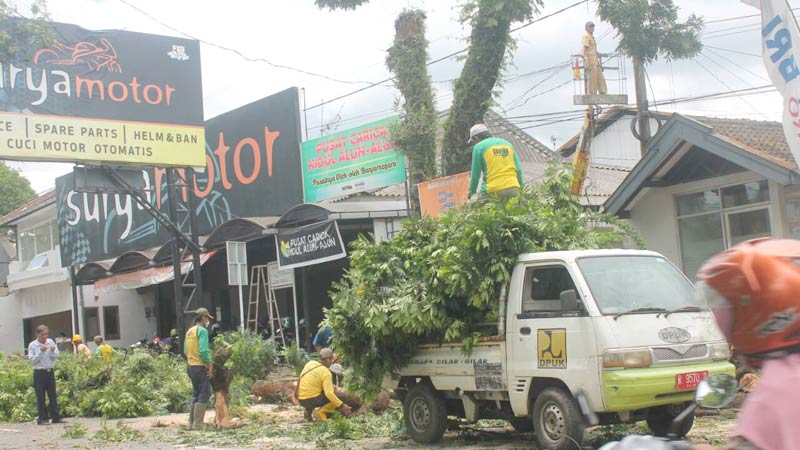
xmin=195 ymin=308 xmax=214 ymax=319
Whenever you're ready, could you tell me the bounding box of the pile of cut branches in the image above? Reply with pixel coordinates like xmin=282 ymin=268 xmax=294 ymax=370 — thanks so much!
xmin=325 ymin=165 xmax=642 ymax=397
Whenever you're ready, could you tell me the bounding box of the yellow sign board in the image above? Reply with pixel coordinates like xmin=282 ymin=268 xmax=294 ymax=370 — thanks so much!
xmin=537 ymin=328 xmax=567 ymax=369
xmin=0 ymin=112 xmax=205 ymax=166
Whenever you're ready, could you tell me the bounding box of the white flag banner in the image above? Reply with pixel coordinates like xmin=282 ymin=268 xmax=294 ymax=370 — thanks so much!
xmin=744 ymin=0 xmax=800 ymax=162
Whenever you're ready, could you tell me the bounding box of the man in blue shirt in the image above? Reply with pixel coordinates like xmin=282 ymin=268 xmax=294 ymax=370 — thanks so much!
xmin=313 ymin=326 xmax=333 ymax=353
xmin=28 ymin=324 xmax=62 ymax=425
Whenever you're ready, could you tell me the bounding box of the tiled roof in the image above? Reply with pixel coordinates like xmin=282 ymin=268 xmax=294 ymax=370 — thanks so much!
xmin=0 ymin=189 xmax=56 ymax=226
xmin=687 ymin=116 xmax=796 ymax=170
xmin=484 ymin=109 xmax=555 ymax=163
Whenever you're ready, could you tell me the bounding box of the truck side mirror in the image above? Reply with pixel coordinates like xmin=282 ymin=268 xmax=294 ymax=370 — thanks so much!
xmin=560 ymin=289 xmax=579 ymax=311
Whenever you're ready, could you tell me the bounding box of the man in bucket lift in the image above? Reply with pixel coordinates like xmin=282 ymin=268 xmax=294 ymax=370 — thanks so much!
xmin=582 ymin=21 xmax=607 ymax=95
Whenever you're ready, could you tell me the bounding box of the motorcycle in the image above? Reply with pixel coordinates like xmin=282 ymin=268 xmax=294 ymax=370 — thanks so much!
xmin=577 ymin=373 xmax=739 ymax=450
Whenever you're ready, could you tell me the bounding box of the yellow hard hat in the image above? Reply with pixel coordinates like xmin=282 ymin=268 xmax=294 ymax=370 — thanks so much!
xmin=72 ymin=334 xmax=83 ymax=343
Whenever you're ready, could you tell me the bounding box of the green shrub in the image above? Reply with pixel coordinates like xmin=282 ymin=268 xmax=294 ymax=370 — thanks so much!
xmin=281 ymin=343 xmax=310 ymax=376
xmin=213 ymin=330 xmax=276 ymax=381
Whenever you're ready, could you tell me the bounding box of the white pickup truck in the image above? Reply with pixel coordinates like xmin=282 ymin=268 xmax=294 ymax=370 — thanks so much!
xmin=383 ymin=249 xmax=735 ymax=450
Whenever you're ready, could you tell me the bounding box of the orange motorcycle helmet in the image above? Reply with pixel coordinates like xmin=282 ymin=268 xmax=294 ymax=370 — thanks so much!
xmin=697 ymin=238 xmax=800 ymax=358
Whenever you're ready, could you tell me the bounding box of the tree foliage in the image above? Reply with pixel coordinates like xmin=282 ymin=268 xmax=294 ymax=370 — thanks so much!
xmin=314 ymin=0 xmax=370 ymax=11
xmin=441 ymin=0 xmax=542 ymax=175
xmin=0 ymin=162 xmax=35 ymax=217
xmin=325 ymin=164 xmax=642 ymax=398
xmin=0 ymin=0 xmax=51 ymax=61
xmin=386 ymin=10 xmax=437 ymax=214
xmin=596 ymin=0 xmax=702 ymax=64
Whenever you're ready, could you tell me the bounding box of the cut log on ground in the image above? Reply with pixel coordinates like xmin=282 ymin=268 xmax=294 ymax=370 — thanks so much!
xmin=251 ymin=380 xmax=296 ymax=403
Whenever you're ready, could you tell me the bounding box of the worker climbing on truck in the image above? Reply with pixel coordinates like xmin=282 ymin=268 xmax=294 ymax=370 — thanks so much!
xmin=467 ymin=123 xmax=523 ymax=201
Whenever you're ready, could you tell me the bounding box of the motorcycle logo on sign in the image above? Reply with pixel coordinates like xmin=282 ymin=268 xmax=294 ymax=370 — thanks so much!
xmin=537 ymin=329 xmax=567 ymax=369
xmin=658 ymin=327 xmax=691 ymax=344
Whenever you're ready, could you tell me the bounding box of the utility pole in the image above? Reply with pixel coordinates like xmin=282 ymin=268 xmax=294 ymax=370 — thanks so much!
xmin=632 ymin=57 xmax=652 ymax=156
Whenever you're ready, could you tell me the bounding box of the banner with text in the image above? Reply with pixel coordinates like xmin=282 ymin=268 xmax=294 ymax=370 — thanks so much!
xmin=57 ymin=88 xmax=304 ymax=266
xmin=743 ymin=0 xmax=800 ymax=164
xmin=301 ymin=117 xmax=406 ymax=202
xmin=0 ymin=19 xmax=205 ymax=166
xmin=418 ymin=172 xmax=470 ymax=218
xmin=275 ymin=220 xmax=346 ymax=270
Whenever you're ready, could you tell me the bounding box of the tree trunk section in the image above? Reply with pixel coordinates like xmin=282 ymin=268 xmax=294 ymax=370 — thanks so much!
xmin=632 ymin=56 xmax=651 ymax=156
xmin=441 ymin=8 xmax=512 ymax=176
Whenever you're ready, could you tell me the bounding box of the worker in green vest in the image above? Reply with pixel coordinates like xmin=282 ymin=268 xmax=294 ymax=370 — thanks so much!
xmin=184 ymin=308 xmax=213 ymax=429
xmin=467 ymin=124 xmax=523 ymax=201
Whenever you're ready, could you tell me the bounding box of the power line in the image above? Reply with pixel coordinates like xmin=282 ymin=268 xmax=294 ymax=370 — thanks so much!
xmin=704 ymin=48 xmax=769 ymax=84
xmin=694 ymin=56 xmax=769 ymax=120
xmin=117 ymin=0 xmax=375 ymax=86
xmin=704 ymin=45 xmax=761 ymax=59
xmin=304 ymin=0 xmax=588 ymax=111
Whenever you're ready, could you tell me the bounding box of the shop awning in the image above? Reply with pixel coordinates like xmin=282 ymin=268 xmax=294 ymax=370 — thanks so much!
xmin=94 ymin=251 xmax=217 ymax=296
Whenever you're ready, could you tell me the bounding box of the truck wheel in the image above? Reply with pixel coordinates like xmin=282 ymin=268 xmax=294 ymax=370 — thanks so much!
xmin=533 ymin=387 xmax=585 ymax=450
xmin=646 ymin=405 xmax=694 ymax=438
xmin=403 ymin=383 xmax=447 ymax=444
xmin=508 ymin=416 xmax=534 ymax=432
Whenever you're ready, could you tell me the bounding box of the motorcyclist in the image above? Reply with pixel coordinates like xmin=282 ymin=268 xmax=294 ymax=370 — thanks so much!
xmin=693 ymin=238 xmax=800 ymax=450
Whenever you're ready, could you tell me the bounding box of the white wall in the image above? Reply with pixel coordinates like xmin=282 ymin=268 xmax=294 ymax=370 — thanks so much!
xmin=629 ymin=188 xmax=681 ymax=268
xmin=82 ymin=285 xmax=157 ymax=349
xmin=590 ymin=117 xmax=661 ymax=169
xmin=0 ymin=294 xmax=22 ymax=355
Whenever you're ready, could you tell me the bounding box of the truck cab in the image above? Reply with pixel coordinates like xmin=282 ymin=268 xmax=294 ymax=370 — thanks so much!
xmin=386 ymin=249 xmax=735 ymax=450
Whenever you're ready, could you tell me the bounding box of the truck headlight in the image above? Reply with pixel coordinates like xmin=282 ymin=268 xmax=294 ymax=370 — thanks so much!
xmin=603 ymin=349 xmax=652 ymax=368
xmin=709 ymin=342 xmax=731 ymax=360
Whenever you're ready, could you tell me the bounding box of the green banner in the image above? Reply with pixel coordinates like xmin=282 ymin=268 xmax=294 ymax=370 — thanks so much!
xmin=301 ymin=117 xmax=406 ymax=202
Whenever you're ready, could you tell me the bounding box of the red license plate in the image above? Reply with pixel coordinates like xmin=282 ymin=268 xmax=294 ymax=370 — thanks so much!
xmin=675 ymin=371 xmax=708 ymax=391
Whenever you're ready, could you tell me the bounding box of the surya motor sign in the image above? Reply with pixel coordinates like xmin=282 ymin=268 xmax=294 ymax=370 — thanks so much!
xmin=56 ymin=88 xmax=304 ymax=267
xmin=301 ymin=117 xmax=407 ymax=202
xmin=0 ymin=20 xmax=204 ymax=166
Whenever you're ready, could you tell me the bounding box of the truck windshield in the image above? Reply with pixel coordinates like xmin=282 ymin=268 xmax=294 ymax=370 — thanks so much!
xmin=576 ymin=256 xmax=701 ymax=315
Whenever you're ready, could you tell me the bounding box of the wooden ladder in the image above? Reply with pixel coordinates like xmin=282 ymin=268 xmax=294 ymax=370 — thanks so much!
xmin=245 ymin=264 xmax=286 ymax=346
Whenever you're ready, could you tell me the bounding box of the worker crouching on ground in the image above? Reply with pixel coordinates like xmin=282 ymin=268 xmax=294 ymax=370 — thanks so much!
xmin=185 ymin=308 xmax=213 ymax=429
xmin=297 ymin=348 xmax=352 ymax=422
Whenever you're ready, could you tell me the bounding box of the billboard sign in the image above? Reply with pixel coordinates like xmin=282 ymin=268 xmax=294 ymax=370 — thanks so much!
xmin=418 ymin=172 xmax=470 ymax=218
xmin=275 ymin=220 xmax=346 ymax=270
xmin=57 ymin=88 xmax=304 ymax=266
xmin=301 ymin=117 xmax=406 ymax=202
xmin=0 ymin=20 xmax=205 ymax=166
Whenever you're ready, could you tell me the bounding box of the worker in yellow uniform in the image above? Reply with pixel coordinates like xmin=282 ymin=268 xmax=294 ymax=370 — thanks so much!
xmin=467 ymin=123 xmax=523 ymax=201
xmin=93 ymin=335 xmax=115 ymax=361
xmin=72 ymin=335 xmax=91 ymax=357
xmin=184 ymin=308 xmax=213 ymax=429
xmin=297 ymin=348 xmax=352 ymax=422
xmin=582 ymin=21 xmax=607 ymax=95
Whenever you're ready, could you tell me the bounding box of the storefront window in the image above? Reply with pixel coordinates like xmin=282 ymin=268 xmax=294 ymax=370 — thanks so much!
xmin=727 ymin=209 xmax=771 ymax=246
xmin=676 ymin=180 xmax=771 ymax=276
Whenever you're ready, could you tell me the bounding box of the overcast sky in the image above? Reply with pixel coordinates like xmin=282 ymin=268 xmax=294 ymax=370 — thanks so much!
xmin=8 ymin=0 xmax=797 ymax=192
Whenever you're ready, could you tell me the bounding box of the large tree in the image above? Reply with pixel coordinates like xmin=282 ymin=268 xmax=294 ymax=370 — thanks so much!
xmin=0 ymin=0 xmax=51 ymax=60
xmin=597 ymin=0 xmax=702 ymax=154
xmin=0 ymin=162 xmax=35 ymax=217
xmin=441 ymin=0 xmax=541 ymax=175
xmin=386 ymin=10 xmax=437 ymax=214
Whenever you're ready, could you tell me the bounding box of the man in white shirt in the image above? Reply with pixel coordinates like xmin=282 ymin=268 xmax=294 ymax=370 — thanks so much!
xmin=28 ymin=325 xmax=62 ymax=425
